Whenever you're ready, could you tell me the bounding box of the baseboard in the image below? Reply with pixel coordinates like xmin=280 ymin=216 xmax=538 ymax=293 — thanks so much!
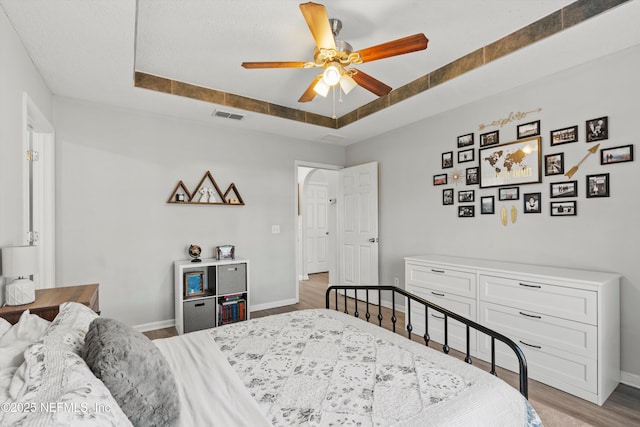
xmin=133 ymin=319 xmax=175 ymax=333
xmin=621 ymin=371 xmax=640 ymax=389
xmin=251 ymin=298 xmax=298 ymax=312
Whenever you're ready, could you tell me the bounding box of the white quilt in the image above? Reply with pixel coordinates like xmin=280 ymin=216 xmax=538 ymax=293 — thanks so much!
xmin=172 ymin=309 xmax=542 ymax=426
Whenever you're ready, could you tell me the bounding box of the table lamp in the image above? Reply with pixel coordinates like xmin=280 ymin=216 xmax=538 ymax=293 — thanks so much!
xmin=2 ymin=245 xmax=38 ymax=306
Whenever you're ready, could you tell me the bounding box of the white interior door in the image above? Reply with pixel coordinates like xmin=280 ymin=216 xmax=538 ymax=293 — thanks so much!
xmin=304 ymin=182 xmax=329 ymax=274
xmin=338 ymin=162 xmax=379 ymax=294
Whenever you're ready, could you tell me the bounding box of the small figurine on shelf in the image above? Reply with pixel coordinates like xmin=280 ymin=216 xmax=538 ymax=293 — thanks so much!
xmin=198 ymin=188 xmax=209 ymax=203
xmin=207 ymin=188 xmax=215 ymax=203
xmin=188 ymin=244 xmax=202 ymax=262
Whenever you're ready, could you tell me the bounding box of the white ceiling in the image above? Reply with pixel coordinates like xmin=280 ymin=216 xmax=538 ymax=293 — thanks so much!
xmin=1 ymin=0 xmax=639 ymax=145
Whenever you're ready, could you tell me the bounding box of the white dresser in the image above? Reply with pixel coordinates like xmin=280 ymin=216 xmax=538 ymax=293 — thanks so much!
xmin=405 ymin=254 xmax=620 ymax=405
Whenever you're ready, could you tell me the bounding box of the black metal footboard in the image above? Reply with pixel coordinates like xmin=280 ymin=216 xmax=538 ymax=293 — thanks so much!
xmin=325 ymin=285 xmax=528 ymax=399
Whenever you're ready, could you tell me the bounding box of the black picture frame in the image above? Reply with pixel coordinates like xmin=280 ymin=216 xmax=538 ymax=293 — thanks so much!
xmin=458 ymin=148 xmax=475 ymax=163
xmin=458 ymin=205 xmax=475 ymax=218
xmin=517 ymin=120 xmax=540 ymax=139
xmin=550 ymin=180 xmax=578 ymax=198
xmin=442 ymin=151 xmax=453 ymax=168
xmin=457 ymin=133 xmax=474 ymax=148
xmin=442 ymin=188 xmax=454 ymax=205
xmin=498 ymin=186 xmax=519 ymax=201
xmin=601 ymin=144 xmax=633 ymax=165
xmin=480 ymin=196 xmax=495 ymax=214
xmin=550 ymin=125 xmax=578 ymax=146
xmin=479 ymin=137 xmax=542 ymax=188
xmin=551 ymin=201 xmax=577 ymax=216
xmin=586 ymin=116 xmax=608 ymax=142
xmin=586 ymin=173 xmax=610 ymax=198
xmin=434 ymin=174 xmax=447 ymax=186
xmin=479 ymin=130 xmax=499 ymax=147
xmin=458 ymin=190 xmax=475 ymax=203
xmin=544 ymin=153 xmax=564 ymax=176
xmin=523 ymin=192 xmax=541 ymax=214
xmin=465 ymin=167 xmax=479 ymax=185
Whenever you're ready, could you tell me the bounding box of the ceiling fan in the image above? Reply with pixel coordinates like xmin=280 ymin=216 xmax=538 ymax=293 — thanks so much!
xmin=241 ymin=2 xmax=429 ymax=103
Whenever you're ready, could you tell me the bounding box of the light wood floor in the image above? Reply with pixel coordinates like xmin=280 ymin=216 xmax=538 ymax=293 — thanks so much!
xmin=145 ymin=272 xmax=640 ymax=427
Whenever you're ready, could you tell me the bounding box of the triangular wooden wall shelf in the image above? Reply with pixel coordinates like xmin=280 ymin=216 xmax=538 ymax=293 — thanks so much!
xmin=167 ymin=171 xmax=245 ymax=205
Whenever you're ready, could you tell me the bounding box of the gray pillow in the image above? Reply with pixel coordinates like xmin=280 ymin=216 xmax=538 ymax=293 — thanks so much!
xmin=82 ymin=318 xmax=180 ymax=427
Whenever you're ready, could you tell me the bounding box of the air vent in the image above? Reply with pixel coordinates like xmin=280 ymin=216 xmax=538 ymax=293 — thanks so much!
xmin=212 ymin=110 xmax=245 ymax=121
xmin=319 ymin=134 xmax=346 ymax=144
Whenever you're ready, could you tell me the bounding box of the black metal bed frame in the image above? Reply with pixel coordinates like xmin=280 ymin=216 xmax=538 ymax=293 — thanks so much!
xmin=325 ymin=285 xmax=529 ymax=398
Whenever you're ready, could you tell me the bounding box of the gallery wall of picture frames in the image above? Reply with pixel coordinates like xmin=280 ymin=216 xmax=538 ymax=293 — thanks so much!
xmin=434 ymin=113 xmax=633 ymax=222
xmin=168 ymin=171 xmax=245 ymax=205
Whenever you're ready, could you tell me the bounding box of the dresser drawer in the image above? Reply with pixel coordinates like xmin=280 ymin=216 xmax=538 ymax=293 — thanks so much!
xmin=479 ymin=274 xmax=597 ymax=324
xmin=406 ymin=284 xmax=476 ymax=352
xmin=479 ymin=301 xmax=597 ymax=359
xmin=479 ymin=325 xmax=598 ymax=396
xmin=406 ymin=262 xmax=476 ymax=298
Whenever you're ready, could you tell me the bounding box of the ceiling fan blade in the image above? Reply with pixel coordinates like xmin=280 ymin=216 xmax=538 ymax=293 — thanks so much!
xmin=298 ymin=75 xmax=323 ymax=102
xmin=241 ymin=61 xmax=307 ymax=69
xmin=351 ymin=69 xmax=392 ymax=97
xmin=299 ymin=2 xmax=336 ymax=50
xmin=357 ymin=33 xmax=428 ymax=63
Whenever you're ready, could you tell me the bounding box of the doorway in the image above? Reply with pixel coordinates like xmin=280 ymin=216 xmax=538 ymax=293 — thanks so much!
xmin=296 ymin=164 xmax=339 ymax=291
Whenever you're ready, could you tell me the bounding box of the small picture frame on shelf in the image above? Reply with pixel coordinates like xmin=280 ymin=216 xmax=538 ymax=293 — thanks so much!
xmin=216 ymin=245 xmax=235 ymax=260
xmin=480 ymin=196 xmax=495 ymax=214
xmin=442 ymin=151 xmax=453 ymax=168
xmin=523 ymin=192 xmax=541 ymax=213
xmin=550 ymin=181 xmax=577 ymax=198
xmin=458 ymin=205 xmax=475 ymax=218
xmin=586 ymin=116 xmax=608 ymax=142
xmin=433 ymin=174 xmax=448 ymax=186
xmin=479 ymin=130 xmax=499 ymax=147
xmin=458 ymin=148 xmax=475 ymax=163
xmin=545 ymin=153 xmax=564 ymax=176
xmin=550 ymin=126 xmax=578 ymax=146
xmin=551 ymin=201 xmax=577 ymax=216
xmin=586 ymin=173 xmax=610 ymax=198
xmin=443 ymin=188 xmax=454 ymax=205
xmin=601 ymin=144 xmax=633 ymax=165
xmin=457 ymin=133 xmax=474 ymax=148
xmin=498 ymin=187 xmax=519 ymax=201
xmin=184 ymin=271 xmax=205 ymax=297
xmin=517 ymin=120 xmax=540 ymax=139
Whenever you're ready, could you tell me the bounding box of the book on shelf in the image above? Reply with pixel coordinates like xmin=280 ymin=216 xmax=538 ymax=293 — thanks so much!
xmin=218 ymin=299 xmax=246 ymax=325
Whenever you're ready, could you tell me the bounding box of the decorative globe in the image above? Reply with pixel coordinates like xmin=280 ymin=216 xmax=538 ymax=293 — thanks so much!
xmin=188 ymin=244 xmax=202 ymax=262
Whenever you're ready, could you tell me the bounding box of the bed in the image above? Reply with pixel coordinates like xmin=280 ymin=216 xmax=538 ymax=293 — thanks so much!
xmin=0 ymin=286 xmax=542 ymax=427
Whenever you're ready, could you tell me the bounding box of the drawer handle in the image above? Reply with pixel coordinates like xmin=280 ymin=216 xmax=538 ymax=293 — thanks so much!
xmin=431 ymin=291 xmax=445 ymax=297
xmin=227 ymin=267 xmax=238 ymax=271
xmin=518 ymin=282 xmax=541 ymax=289
xmin=194 ymin=303 xmax=205 ymax=307
xmin=519 ymin=340 xmax=542 ymax=349
xmin=431 ymin=269 xmax=445 ymax=274
xmin=430 ymin=313 xmax=445 ymax=320
xmin=519 ymin=311 xmax=542 ymax=319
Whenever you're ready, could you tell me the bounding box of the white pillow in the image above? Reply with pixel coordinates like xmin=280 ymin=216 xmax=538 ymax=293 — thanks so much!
xmin=0 ymin=317 xmax=11 ymax=338
xmin=0 ymin=310 xmax=50 ymax=370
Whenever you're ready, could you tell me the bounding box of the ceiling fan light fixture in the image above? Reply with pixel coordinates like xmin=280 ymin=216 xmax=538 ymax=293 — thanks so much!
xmin=339 ymin=74 xmax=357 ymax=94
xmin=322 ymin=62 xmax=341 ymax=86
xmin=313 ymin=78 xmax=330 ymax=97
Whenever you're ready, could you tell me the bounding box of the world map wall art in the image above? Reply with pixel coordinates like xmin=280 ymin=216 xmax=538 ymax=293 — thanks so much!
xmin=478 ymin=136 xmax=542 ymax=188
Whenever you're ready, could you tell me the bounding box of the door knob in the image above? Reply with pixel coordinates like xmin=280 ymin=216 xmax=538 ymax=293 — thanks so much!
xmin=368 ymin=237 xmax=378 ymax=243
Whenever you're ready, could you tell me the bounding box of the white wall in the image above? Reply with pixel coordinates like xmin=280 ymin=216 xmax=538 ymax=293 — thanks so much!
xmin=0 ymin=9 xmax=52 ymax=301
xmin=53 ymin=97 xmax=345 ymax=328
xmin=346 ymin=45 xmax=640 ymax=381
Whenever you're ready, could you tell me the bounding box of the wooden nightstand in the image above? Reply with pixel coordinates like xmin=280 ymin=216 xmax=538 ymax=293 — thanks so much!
xmin=0 ymin=284 xmax=99 ymax=324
